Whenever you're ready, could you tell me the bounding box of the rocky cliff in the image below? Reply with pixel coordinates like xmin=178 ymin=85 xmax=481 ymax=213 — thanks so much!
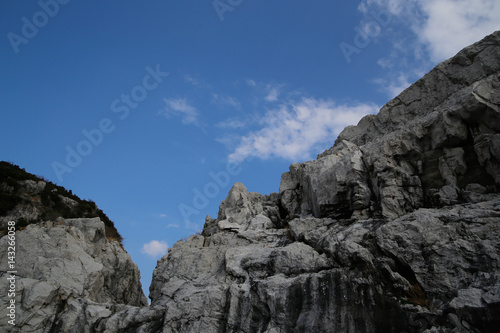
xmin=0 ymin=163 xmax=147 ymax=332
xmin=145 ymin=30 xmax=500 ymax=332
xmin=1 ymin=31 xmax=500 ymax=332
xmin=0 ymin=162 xmax=123 ymax=243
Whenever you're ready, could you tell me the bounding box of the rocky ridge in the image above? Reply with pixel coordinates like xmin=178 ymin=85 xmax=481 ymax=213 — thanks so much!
xmin=0 ymin=162 xmax=123 ymax=242
xmin=145 ymin=30 xmax=500 ymax=332
xmin=1 ymin=31 xmax=499 ymax=332
xmin=0 ymin=164 xmax=147 ymax=332
xmin=0 ymin=217 xmax=148 ymax=332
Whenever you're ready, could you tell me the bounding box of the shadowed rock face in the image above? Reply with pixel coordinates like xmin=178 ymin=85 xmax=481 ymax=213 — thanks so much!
xmin=280 ymin=31 xmax=500 ymax=221
xmin=2 ymin=31 xmax=500 ymax=333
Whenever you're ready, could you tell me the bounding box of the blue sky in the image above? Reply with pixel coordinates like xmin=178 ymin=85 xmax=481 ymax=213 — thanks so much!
xmin=2 ymin=0 xmax=499 ymax=299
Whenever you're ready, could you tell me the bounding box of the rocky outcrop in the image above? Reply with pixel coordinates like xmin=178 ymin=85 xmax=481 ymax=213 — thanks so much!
xmin=139 ymin=31 xmax=500 ymax=332
xmin=0 ymin=217 xmax=147 ymax=332
xmin=280 ymin=31 xmax=500 ymax=221
xmin=0 ymin=164 xmax=147 ymax=332
xmin=0 ymin=161 xmax=123 ymax=242
xmin=140 ymin=186 xmax=499 ymax=332
xmin=1 ymin=31 xmax=500 ymax=332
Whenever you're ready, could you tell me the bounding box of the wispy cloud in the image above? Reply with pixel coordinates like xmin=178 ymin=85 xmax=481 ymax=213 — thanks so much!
xmin=216 ymin=119 xmax=246 ymax=129
xmin=373 ymin=72 xmax=414 ymax=99
xmin=183 ymin=74 xmax=200 ymax=86
xmin=141 ymin=240 xmax=168 ymax=257
xmin=211 ymin=94 xmax=241 ymax=110
xmin=228 ymin=98 xmax=379 ymax=163
xmin=160 ymin=98 xmax=199 ymax=125
xmin=416 ymin=0 xmax=500 ymax=62
xmin=215 ymin=134 xmax=242 ymax=151
xmin=242 ymin=80 xmax=288 ymax=103
xmin=359 ymin=0 xmax=500 ymax=97
xmin=265 ymin=84 xmax=284 ymax=102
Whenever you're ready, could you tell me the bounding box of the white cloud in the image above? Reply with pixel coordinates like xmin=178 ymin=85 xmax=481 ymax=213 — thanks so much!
xmin=161 ymin=98 xmax=199 ymax=125
xmin=265 ymin=84 xmax=284 ymax=102
xmin=266 ymin=88 xmax=279 ymax=102
xmin=212 ymin=94 xmax=241 ymax=110
xmin=358 ymin=0 xmax=405 ymax=16
xmin=141 ymin=240 xmax=168 ymax=257
xmin=242 ymin=80 xmax=287 ymax=103
xmin=358 ymin=0 xmax=500 ymax=99
xmin=167 ymin=224 xmax=180 ymax=228
xmin=374 ymin=73 xmax=414 ymax=99
xmin=417 ymin=0 xmax=500 ymax=62
xmin=360 ymin=0 xmax=500 ymax=63
xmin=183 ymin=74 xmax=200 ymax=86
xmin=216 ymin=119 xmax=246 ymax=129
xmin=228 ymin=98 xmax=379 ymax=163
xmin=215 ymin=134 xmax=241 ymax=150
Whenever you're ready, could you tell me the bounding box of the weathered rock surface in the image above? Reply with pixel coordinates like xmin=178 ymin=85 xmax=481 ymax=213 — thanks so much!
xmin=2 ymin=31 xmax=500 ymax=332
xmin=139 ymin=31 xmax=500 ymax=332
xmin=280 ymin=34 xmax=500 ymax=220
xmin=0 ymin=161 xmax=123 ymax=242
xmin=0 ymin=163 xmax=148 ymax=332
xmin=140 ymin=187 xmax=499 ymax=333
xmin=0 ymin=217 xmax=147 ymax=332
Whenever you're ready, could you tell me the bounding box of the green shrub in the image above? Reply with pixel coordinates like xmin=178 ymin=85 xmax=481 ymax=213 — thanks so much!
xmin=0 ymin=161 xmax=123 ymax=243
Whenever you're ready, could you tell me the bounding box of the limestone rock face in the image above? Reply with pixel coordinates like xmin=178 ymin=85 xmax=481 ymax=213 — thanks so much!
xmin=280 ymin=31 xmax=500 ymax=221
xmin=143 ymin=194 xmax=499 ymax=332
xmin=0 ymin=163 xmax=145 ymax=332
xmin=137 ymin=31 xmax=500 ymax=332
xmin=0 ymin=217 xmax=147 ymax=332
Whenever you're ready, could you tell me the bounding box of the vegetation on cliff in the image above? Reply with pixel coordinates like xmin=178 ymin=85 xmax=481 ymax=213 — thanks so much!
xmin=0 ymin=161 xmax=122 ymax=243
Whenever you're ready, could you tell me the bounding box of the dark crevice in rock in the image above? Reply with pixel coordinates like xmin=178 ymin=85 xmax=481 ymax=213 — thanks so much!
xmin=48 ymin=297 xmax=69 ymax=333
xmin=460 ymin=122 xmax=496 ymax=188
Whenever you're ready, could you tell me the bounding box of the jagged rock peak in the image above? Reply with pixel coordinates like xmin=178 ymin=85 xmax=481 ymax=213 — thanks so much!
xmin=208 ymin=182 xmax=285 ymax=233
